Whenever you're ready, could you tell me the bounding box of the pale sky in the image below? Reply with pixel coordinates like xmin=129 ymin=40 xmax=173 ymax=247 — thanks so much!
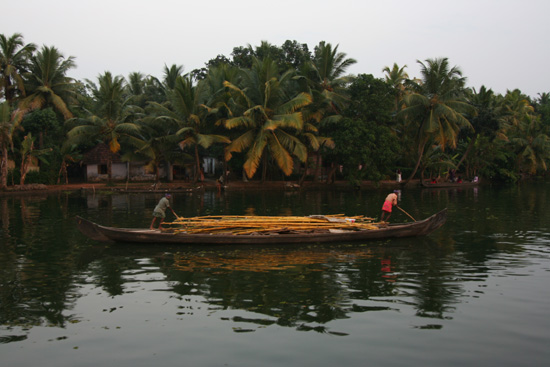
xmin=4 ymin=0 xmax=550 ymax=97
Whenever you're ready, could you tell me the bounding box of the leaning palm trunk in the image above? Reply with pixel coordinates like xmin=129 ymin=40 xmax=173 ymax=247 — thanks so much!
xmin=456 ymin=134 xmax=478 ymax=171
xmin=402 ymin=138 xmax=427 ymax=187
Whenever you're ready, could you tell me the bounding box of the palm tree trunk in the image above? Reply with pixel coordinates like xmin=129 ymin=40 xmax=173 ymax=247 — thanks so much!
xmin=107 ymin=156 xmax=112 ymax=183
xmin=166 ymin=161 xmax=173 ymax=182
xmin=326 ymin=163 xmax=337 ymax=184
xmin=313 ymin=152 xmax=322 ymax=183
xmin=456 ymin=134 xmax=478 ymax=171
xmin=261 ymin=154 xmax=268 ymax=183
xmin=402 ymin=139 xmax=427 ymax=187
xmin=299 ymin=155 xmax=309 ymax=186
xmin=57 ymin=160 xmax=66 ymax=184
xmin=1 ymin=145 xmax=8 ymax=189
xmin=20 ymin=157 xmax=30 ymax=185
xmin=193 ymin=145 xmax=201 ymax=184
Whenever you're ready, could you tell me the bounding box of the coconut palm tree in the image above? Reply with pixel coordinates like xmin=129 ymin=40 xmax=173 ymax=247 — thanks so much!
xmin=163 ymin=64 xmax=185 ymax=90
xmin=124 ymin=112 xmax=190 ymax=183
xmin=146 ymin=74 xmax=230 ymax=182
xmin=0 ymin=102 xmax=20 ymax=189
xmin=497 ymin=89 xmax=535 ymax=132
xmin=382 ymin=63 xmax=409 ymax=112
xmin=509 ymin=114 xmax=550 ymax=175
xmin=223 ymin=57 xmax=312 ymax=181
xmin=497 ymin=91 xmax=550 ymax=175
xmin=57 ymin=143 xmax=81 ymax=184
xmin=19 ymin=132 xmax=51 ymax=185
xmin=0 ymin=33 xmax=36 ymax=105
xmin=295 ymin=42 xmax=356 ymax=182
xmin=397 ymin=57 xmax=476 ymax=186
xmin=15 ymin=45 xmax=76 ymax=123
xmin=66 ymin=72 xmax=140 ymax=181
xmin=301 ymin=41 xmax=357 ymax=115
xmin=456 ymin=86 xmax=500 ymax=170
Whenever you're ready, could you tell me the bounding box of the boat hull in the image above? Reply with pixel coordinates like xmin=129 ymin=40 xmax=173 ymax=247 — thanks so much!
xmin=421 ymin=182 xmax=479 ymax=188
xmin=76 ymin=209 xmax=447 ymax=245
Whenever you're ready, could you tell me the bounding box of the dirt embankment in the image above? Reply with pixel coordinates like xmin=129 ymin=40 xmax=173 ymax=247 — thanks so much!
xmin=1 ymin=179 xmax=410 ymax=196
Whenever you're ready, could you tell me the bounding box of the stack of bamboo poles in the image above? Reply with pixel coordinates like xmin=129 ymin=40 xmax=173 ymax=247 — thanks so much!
xmin=164 ymin=214 xmax=380 ymax=235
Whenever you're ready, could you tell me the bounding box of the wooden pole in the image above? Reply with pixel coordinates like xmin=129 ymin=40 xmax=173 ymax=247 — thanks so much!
xmin=397 ymin=206 xmax=416 ymax=221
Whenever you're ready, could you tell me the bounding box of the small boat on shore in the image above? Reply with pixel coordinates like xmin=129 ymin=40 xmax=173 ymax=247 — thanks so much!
xmin=76 ymin=209 xmax=447 ymax=245
xmin=421 ymin=181 xmax=479 ymax=188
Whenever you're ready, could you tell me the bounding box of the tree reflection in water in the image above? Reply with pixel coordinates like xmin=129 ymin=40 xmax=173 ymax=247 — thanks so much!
xmin=3 ymin=184 xmax=538 ymax=340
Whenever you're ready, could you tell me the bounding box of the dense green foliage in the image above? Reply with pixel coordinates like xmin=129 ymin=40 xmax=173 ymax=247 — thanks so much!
xmin=0 ymin=33 xmax=549 ymax=189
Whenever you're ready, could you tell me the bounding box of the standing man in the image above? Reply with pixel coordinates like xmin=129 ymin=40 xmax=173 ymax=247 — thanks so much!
xmin=381 ymin=191 xmax=399 ymax=222
xmin=150 ymin=193 xmax=177 ymax=230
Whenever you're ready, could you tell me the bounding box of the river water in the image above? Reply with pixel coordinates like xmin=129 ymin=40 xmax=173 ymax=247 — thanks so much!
xmin=1 ymin=183 xmax=549 ymax=367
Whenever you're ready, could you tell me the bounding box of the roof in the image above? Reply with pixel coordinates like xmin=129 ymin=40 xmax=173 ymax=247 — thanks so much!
xmin=82 ymin=144 xmax=123 ymax=165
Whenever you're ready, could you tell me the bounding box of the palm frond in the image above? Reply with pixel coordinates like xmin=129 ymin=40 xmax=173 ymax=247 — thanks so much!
xmin=225 ymin=130 xmax=255 ymax=161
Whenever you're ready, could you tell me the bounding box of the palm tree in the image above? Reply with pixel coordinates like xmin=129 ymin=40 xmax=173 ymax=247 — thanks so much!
xmin=126 ymin=72 xmax=147 ymax=108
xmin=146 ymin=74 xmax=230 ymax=182
xmin=509 ymin=114 xmax=550 ymax=175
xmin=0 ymin=102 xmax=20 ymax=189
xmin=57 ymin=143 xmax=81 ymax=184
xmin=15 ymin=45 xmax=76 ymax=123
xmin=397 ymin=57 xmax=476 ymax=185
xmin=0 ymin=33 xmax=36 ymax=105
xmin=497 ymin=89 xmax=535 ymax=131
xmin=456 ymin=86 xmax=500 ymax=170
xmin=163 ymin=64 xmax=185 ymax=90
xmin=496 ymin=90 xmax=549 ymax=175
xmin=382 ymin=63 xmax=409 ymax=112
xmin=124 ymin=112 xmax=189 ymax=183
xmin=223 ymin=57 xmax=312 ymax=181
xmin=297 ymin=127 xmax=334 ymax=185
xmin=66 ymin=72 xmax=140 ymax=181
xmin=126 ymin=72 xmax=165 ymax=106
xmin=18 ymin=132 xmax=51 ymax=185
xmin=302 ymin=41 xmax=357 ymax=114
xmin=296 ymin=42 xmax=356 ymax=182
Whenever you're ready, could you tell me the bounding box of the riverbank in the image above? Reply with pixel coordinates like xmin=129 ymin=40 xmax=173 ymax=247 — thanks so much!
xmin=0 ymin=179 xmax=416 ymax=196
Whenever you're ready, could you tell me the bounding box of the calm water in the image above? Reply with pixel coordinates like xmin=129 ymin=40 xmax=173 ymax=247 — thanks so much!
xmin=1 ymin=183 xmax=549 ymax=367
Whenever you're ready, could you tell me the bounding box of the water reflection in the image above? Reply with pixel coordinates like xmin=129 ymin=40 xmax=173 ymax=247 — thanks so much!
xmin=1 ymin=184 xmax=549 ymax=343
xmin=94 ymin=242 xmax=458 ymax=335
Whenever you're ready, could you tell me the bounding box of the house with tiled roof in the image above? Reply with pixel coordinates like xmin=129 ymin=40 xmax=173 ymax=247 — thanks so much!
xmin=82 ymin=144 xmax=127 ymax=181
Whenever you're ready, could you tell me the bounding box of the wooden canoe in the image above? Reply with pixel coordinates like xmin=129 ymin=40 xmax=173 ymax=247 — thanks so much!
xmin=421 ymin=181 xmax=479 ymax=188
xmin=75 ymin=209 xmax=447 ymax=245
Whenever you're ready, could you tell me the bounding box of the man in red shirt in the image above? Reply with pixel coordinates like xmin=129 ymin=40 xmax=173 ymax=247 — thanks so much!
xmin=381 ymin=191 xmax=399 ymax=222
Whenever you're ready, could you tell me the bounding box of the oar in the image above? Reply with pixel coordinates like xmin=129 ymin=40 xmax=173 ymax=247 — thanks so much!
xmin=397 ymin=206 xmax=416 ymax=221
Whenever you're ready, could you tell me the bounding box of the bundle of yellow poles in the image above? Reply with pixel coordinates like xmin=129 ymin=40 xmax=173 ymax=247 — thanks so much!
xmin=164 ymin=214 xmax=380 ymax=235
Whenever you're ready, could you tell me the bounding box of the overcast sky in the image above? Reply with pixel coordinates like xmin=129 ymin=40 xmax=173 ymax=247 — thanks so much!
xmin=4 ymin=0 xmax=550 ymax=97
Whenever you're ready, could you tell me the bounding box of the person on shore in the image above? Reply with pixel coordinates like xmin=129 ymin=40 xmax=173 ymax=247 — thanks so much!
xmin=216 ymin=175 xmax=224 ymax=194
xmin=396 ymin=169 xmax=402 ymax=183
xmin=150 ymin=193 xmax=177 ymax=230
xmin=381 ymin=191 xmax=399 ymax=222
xmin=449 ymin=169 xmax=456 ymax=182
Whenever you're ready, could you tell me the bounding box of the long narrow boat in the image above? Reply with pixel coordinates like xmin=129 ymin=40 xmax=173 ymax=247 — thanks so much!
xmin=421 ymin=181 xmax=479 ymax=188
xmin=76 ymin=209 xmax=447 ymax=245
